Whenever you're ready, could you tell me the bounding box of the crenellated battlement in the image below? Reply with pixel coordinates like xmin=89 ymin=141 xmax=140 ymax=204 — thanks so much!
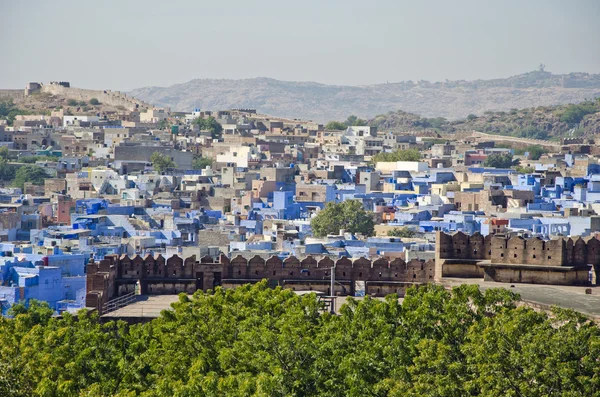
xmin=87 ymin=253 xmax=435 ymax=313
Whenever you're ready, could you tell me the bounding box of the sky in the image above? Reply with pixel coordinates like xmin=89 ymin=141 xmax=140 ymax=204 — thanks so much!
xmin=1 ymin=0 xmax=599 ymax=90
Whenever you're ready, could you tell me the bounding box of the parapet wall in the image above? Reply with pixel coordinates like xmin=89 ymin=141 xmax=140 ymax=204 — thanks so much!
xmin=41 ymin=83 xmax=151 ymax=111
xmin=87 ymin=253 xmax=435 ymax=313
xmin=435 ymin=231 xmax=599 ymax=285
xmin=436 ymin=231 xmax=600 ymax=267
xmin=0 ymin=89 xmax=25 ymax=101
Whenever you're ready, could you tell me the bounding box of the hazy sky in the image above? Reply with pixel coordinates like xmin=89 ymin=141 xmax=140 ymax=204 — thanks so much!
xmin=1 ymin=0 xmax=599 ymax=90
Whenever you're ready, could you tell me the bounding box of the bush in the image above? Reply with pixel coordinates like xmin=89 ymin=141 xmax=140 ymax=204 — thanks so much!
xmin=78 ymin=100 xmax=87 ymax=107
xmin=372 ymin=148 xmax=421 ymax=163
xmin=559 ymin=102 xmax=598 ymax=124
xmin=89 ymin=98 xmax=100 ymax=105
xmin=67 ymin=99 xmax=78 ymax=106
xmin=387 ymin=227 xmax=415 ymax=238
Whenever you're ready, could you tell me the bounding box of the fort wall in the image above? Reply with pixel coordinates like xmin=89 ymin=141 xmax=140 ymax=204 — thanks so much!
xmin=435 ymin=231 xmax=598 ymax=285
xmin=39 ymin=82 xmax=151 ymax=111
xmin=87 ymin=253 xmax=435 ymax=313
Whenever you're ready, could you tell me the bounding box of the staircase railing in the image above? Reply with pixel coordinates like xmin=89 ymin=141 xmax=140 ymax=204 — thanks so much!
xmin=102 ymin=291 xmax=137 ymax=315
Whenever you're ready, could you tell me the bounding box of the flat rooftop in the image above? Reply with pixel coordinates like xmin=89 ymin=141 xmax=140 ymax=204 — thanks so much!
xmin=100 ymin=281 xmax=600 ymax=322
xmin=442 ymin=278 xmax=600 ymax=320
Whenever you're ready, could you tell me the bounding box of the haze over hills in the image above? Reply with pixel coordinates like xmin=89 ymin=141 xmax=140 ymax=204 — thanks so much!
xmin=129 ymin=70 xmax=600 ymax=122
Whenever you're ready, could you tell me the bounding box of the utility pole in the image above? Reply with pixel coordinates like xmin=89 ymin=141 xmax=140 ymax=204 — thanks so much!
xmin=329 ymin=263 xmax=336 ymax=314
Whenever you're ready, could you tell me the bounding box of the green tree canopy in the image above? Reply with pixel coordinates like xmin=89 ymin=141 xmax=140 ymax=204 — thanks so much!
xmin=345 ymin=115 xmax=368 ymax=126
xmin=311 ymin=200 xmax=375 ymax=237
xmin=150 ymin=152 xmax=176 ymax=173
xmin=89 ymin=98 xmax=100 ymax=105
xmin=558 ymin=101 xmax=599 ymax=124
xmin=387 ymin=227 xmax=416 ymax=238
xmin=67 ymin=99 xmax=78 ymax=106
xmin=371 ymin=148 xmax=422 ymax=163
xmin=325 ymin=121 xmax=347 ymax=130
xmin=2 ymin=284 xmax=599 ymax=396
xmin=12 ymin=165 xmax=48 ymax=189
xmin=193 ymin=116 xmax=223 ymax=139
xmin=193 ymin=155 xmax=213 ymax=169
xmin=484 ymin=152 xmax=514 ymax=168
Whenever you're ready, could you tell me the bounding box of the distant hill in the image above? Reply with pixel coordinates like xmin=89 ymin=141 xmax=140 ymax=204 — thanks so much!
xmin=368 ymin=98 xmax=600 ymax=140
xmin=129 ymin=71 xmax=600 ymax=122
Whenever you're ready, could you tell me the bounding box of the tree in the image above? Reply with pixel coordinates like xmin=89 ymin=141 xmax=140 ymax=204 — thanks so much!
xmin=325 ymin=121 xmax=347 ymax=130
xmin=0 ymin=146 xmax=9 ymax=159
xmin=558 ymin=102 xmax=598 ymax=124
xmin=466 ymin=113 xmax=477 ymax=121
xmin=371 ymin=148 xmax=422 ymax=164
xmin=89 ymin=98 xmax=100 ymax=105
xmin=484 ymin=153 xmax=514 ymax=168
xmin=12 ymin=165 xmax=48 ymax=189
xmin=150 ymin=152 xmax=176 ymax=173
xmin=67 ymin=99 xmax=78 ymax=106
xmin=193 ymin=155 xmax=213 ymax=169
xmin=514 ymin=165 xmax=535 ymax=174
xmin=311 ymin=200 xmax=375 ymax=237
xmin=157 ymin=119 xmax=171 ymax=130
xmin=1 ymin=283 xmax=598 ymax=395
xmin=78 ymin=100 xmax=87 ymax=107
xmin=193 ymin=116 xmax=223 ymax=139
xmin=344 ymin=115 xmax=367 ymax=126
xmin=387 ymin=227 xmax=415 ymax=238
xmin=525 ymin=145 xmax=546 ymax=160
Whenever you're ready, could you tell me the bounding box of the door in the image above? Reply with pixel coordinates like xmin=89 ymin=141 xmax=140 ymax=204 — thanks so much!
xmin=213 ymin=272 xmax=221 ymax=288
xmin=195 ymin=272 xmax=204 ymax=291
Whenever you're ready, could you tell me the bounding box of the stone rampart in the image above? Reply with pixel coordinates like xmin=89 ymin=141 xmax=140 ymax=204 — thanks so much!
xmin=41 ymin=83 xmax=151 ymax=111
xmin=87 ymin=253 xmax=435 ymax=313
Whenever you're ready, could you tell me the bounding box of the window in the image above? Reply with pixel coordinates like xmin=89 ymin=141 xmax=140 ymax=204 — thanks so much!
xmin=500 ymin=253 xmax=504 ymax=257
xmin=533 ymin=255 xmax=536 ymax=259
xmin=548 ymin=256 xmax=552 ymax=260
xmin=514 ymin=254 xmax=517 ymax=258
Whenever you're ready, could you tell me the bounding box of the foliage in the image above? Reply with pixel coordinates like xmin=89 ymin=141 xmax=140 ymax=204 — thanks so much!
xmin=311 ymin=200 xmax=374 ymax=237
xmin=387 ymin=227 xmax=415 ymax=238
xmin=157 ymin=119 xmax=170 ymax=130
xmin=345 ymin=115 xmax=367 ymax=126
xmin=515 ymin=126 xmax=549 ymax=140
xmin=12 ymin=165 xmax=48 ymax=188
xmin=150 ymin=152 xmax=176 ymax=173
xmin=325 ymin=121 xmax=347 ymax=130
xmin=558 ymin=101 xmax=599 ymax=124
xmin=193 ymin=155 xmax=213 ymax=169
xmin=467 ymin=113 xmax=477 ymax=121
xmin=192 ymin=116 xmax=223 ymax=139
xmin=89 ymin=98 xmax=100 ymax=105
xmin=0 ymin=100 xmax=34 ymax=126
xmin=16 ymin=155 xmax=60 ymax=164
xmin=2 ymin=285 xmax=600 ymax=396
xmin=514 ymin=165 xmax=535 ymax=174
xmin=371 ymin=148 xmax=421 ymax=163
xmin=484 ymin=152 xmax=514 ymax=168
xmin=524 ymin=144 xmax=546 ymax=160
xmin=78 ymin=100 xmax=87 ymax=107
xmin=67 ymin=99 xmax=78 ymax=106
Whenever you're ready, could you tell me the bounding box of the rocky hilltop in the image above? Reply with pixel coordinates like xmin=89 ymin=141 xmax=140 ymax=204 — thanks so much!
xmin=130 ymin=70 xmax=600 ymax=122
xmin=368 ymin=98 xmax=600 ymax=140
